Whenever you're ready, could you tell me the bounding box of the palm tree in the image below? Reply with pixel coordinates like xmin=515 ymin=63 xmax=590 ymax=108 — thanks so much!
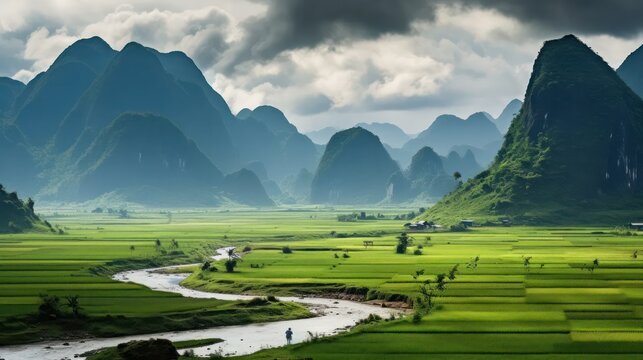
xmin=65 ymin=295 xmax=81 ymax=318
xmin=170 ymin=239 xmax=179 ymax=248
xmin=154 ymin=239 xmax=162 ymax=252
xmin=129 ymin=245 xmax=135 ymax=255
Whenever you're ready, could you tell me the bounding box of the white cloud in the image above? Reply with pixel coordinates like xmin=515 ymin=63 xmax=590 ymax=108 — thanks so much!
xmin=21 ymin=27 xmax=78 ymax=74
xmin=2 ymin=1 xmax=642 ymax=135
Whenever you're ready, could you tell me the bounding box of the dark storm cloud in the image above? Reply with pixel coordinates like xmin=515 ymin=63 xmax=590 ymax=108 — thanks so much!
xmin=471 ymin=0 xmax=643 ymax=38
xmin=221 ymin=0 xmax=643 ymax=73
xmin=219 ymin=0 xmax=438 ymax=72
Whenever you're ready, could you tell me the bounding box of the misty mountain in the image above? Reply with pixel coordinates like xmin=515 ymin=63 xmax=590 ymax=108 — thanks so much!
xmin=355 ymin=122 xmax=410 ymax=148
xmin=12 ymin=37 xmax=116 ymax=146
xmin=305 ymin=127 xmax=340 ymax=145
xmin=386 ymin=147 xmax=458 ymax=202
xmin=53 ymin=41 xmax=236 ymax=171
xmin=494 ymin=99 xmax=523 ymax=134
xmin=54 ymin=113 xmax=223 ymax=206
xmin=450 ymin=141 xmax=502 ymax=168
xmin=424 ymin=35 xmax=643 ymax=225
xmin=221 ymin=168 xmax=274 ymax=207
xmin=442 ymin=149 xmax=484 ymax=180
xmin=306 ymin=123 xmax=410 ymax=148
xmin=280 ymin=168 xmax=314 ymax=202
xmin=231 ymin=106 xmax=318 ymax=180
xmin=403 ymin=112 xmax=502 ymax=156
xmin=617 ymin=43 xmax=643 ymax=99
xmin=311 ymin=127 xmax=400 ymax=204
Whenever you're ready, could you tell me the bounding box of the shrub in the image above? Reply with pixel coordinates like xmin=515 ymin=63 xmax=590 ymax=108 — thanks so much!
xmin=247 ymin=297 xmax=269 ymax=306
xmin=117 ymin=339 xmax=178 ymax=360
xmin=242 ymin=245 xmax=252 ymax=252
xmin=342 ymin=252 xmax=350 ymax=258
xmin=266 ymin=295 xmax=279 ymax=302
xmin=183 ymin=349 xmax=195 ymax=357
xmin=224 ymin=259 xmax=237 ymax=273
xmin=282 ymin=246 xmax=293 ymax=254
xmin=413 ymin=249 xmax=423 ymax=255
xmin=38 ymin=294 xmax=61 ymax=320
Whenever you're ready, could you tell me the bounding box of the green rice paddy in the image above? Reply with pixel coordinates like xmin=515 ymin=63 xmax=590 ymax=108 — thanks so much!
xmin=1 ymin=208 xmax=642 ymax=359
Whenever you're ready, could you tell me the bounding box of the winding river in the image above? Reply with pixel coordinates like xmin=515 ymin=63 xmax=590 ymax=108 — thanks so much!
xmin=0 ymin=248 xmax=399 ymax=360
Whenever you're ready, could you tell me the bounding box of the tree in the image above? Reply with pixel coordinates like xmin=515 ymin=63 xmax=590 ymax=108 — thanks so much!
xmin=396 ymin=233 xmax=410 ymax=254
xmin=467 ymin=256 xmax=480 ymax=269
xmin=633 ymin=250 xmax=639 ymax=259
xmin=225 ymin=259 xmax=238 ymax=273
xmin=435 ymin=273 xmax=447 ymax=291
xmin=448 ymin=264 xmax=459 ymax=280
xmin=412 ymin=269 xmax=425 ymax=280
xmin=170 ymin=239 xmax=179 ymax=248
xmin=453 ymin=171 xmax=462 ymax=181
xmin=201 ymin=261 xmax=211 ymax=271
xmin=523 ymin=256 xmax=532 ymax=271
xmin=65 ymin=295 xmax=81 ymax=318
xmin=129 ymin=245 xmax=135 ymax=255
xmin=154 ymin=239 xmax=162 ymax=252
xmin=38 ymin=294 xmax=61 ymax=320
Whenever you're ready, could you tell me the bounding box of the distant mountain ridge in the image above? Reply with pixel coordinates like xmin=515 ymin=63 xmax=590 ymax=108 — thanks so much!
xmin=306 ymin=122 xmax=410 ymax=148
xmin=422 ymin=35 xmax=643 ymax=225
xmin=0 ymin=36 xmax=324 ymax=206
xmin=403 ymin=112 xmax=502 ymax=156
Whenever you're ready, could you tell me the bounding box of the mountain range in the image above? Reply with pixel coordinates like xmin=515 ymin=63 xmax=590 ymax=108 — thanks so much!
xmin=0 ymin=37 xmax=321 ymax=206
xmin=422 ymin=35 xmax=643 ymax=225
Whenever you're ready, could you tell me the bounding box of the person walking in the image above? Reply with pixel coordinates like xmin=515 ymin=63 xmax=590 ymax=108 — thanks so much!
xmin=285 ymin=327 xmax=293 ymax=345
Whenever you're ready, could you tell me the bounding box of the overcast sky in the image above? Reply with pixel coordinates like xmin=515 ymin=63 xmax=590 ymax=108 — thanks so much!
xmin=2 ymin=0 xmax=643 ymax=133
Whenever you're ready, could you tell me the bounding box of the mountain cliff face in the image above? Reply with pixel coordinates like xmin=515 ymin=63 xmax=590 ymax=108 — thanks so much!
xmin=422 ymin=35 xmax=643 ymax=225
xmin=59 ymin=113 xmax=223 ymax=205
xmin=403 ymin=112 xmax=502 ymax=155
xmin=311 ymin=127 xmax=400 ymax=204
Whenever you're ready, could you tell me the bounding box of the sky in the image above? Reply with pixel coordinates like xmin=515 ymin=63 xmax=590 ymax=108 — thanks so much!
xmin=1 ymin=0 xmax=643 ymax=134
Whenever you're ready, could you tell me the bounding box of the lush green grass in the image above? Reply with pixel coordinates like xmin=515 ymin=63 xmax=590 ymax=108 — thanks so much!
xmin=2 ymin=208 xmax=642 ymax=359
xmin=0 ymin=207 xmax=407 ymax=345
xmin=178 ymin=226 xmax=643 ymax=359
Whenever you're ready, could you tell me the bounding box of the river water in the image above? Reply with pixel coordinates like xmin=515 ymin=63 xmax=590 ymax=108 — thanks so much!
xmin=0 ymin=248 xmax=399 ymax=359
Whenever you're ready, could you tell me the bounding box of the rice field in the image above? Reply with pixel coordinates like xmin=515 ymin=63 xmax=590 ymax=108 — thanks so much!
xmin=1 ymin=208 xmax=642 ymax=358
